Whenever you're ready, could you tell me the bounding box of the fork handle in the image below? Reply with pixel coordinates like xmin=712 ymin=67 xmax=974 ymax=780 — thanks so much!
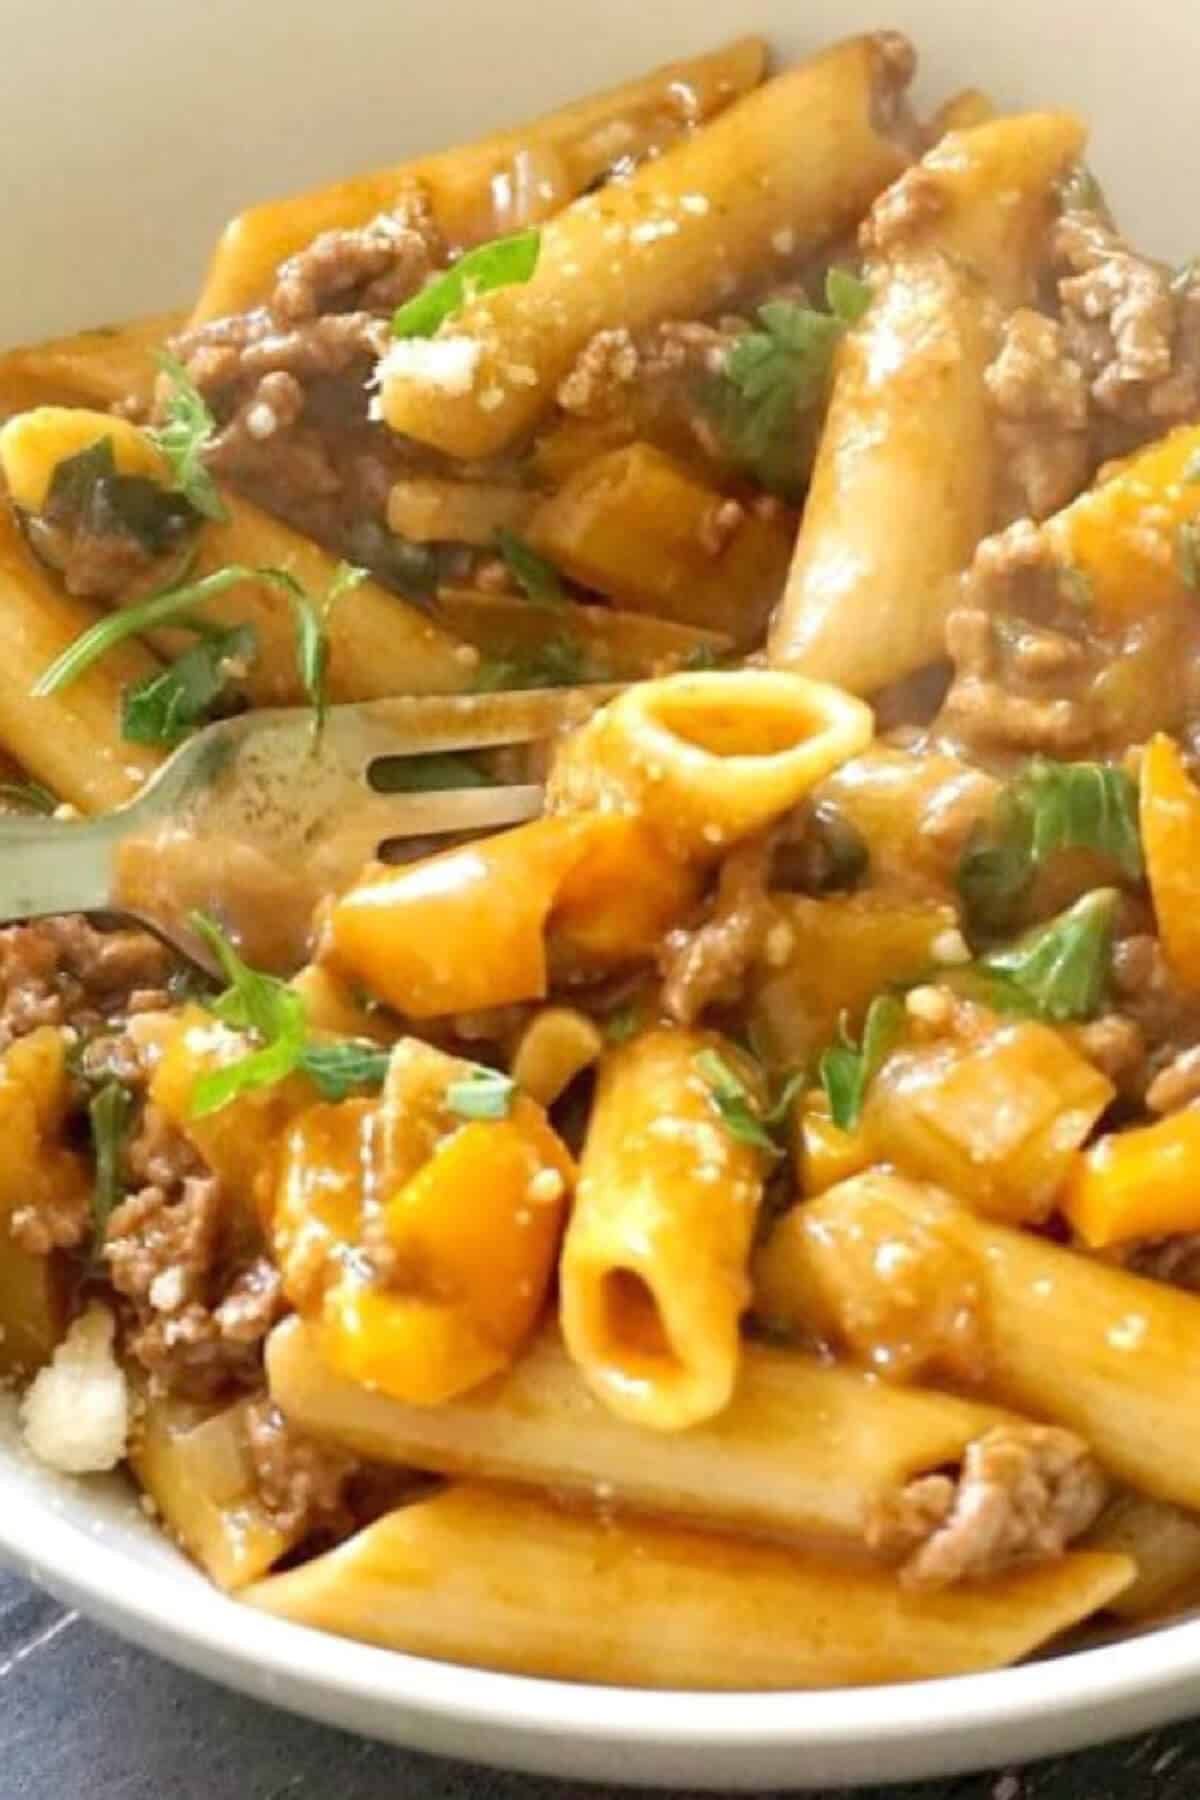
xmin=0 ymin=813 xmax=124 ymax=922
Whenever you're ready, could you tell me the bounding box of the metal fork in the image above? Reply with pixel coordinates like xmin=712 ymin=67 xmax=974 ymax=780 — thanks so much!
xmin=0 ymin=687 xmax=614 ymax=973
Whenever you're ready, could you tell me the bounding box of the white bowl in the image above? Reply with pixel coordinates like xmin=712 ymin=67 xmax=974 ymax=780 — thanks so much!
xmin=3 ymin=0 xmax=1200 ymax=1784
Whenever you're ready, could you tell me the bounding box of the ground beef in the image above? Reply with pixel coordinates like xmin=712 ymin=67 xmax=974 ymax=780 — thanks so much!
xmin=105 ymin=1112 xmax=284 ymax=1400
xmin=867 ymin=1424 xmax=1107 ymax=1588
xmin=25 ymin=514 xmax=162 ymax=602
xmin=1054 ymin=208 xmax=1200 ymax=448
xmin=556 ymin=319 xmax=732 ymax=418
xmin=165 ymin=191 xmax=442 ymax=548
xmin=1124 ymin=1234 xmax=1200 ymax=1291
xmin=1070 ymin=1013 xmax=1148 ymax=1096
xmin=10 ymin=1181 xmax=90 ymax=1256
xmin=660 ymin=834 xmax=776 ymax=1025
xmin=1146 ymin=1046 xmax=1200 ymax=1114
xmin=0 ymin=917 xmax=172 ymax=1053
xmin=243 ymin=1395 xmax=357 ymax=1538
xmin=985 ymin=309 xmax=1092 ymax=519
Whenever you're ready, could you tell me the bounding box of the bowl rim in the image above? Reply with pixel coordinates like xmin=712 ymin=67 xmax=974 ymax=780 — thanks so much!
xmin=3 ymin=1462 xmax=1198 ymax=1782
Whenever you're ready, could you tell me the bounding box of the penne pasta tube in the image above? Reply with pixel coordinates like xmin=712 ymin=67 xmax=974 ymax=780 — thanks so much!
xmin=523 ymin=443 xmax=793 ymax=644
xmin=0 ymin=1029 xmax=78 ymax=1375
xmin=0 ymin=311 xmax=183 ymax=416
xmin=378 ymin=35 xmax=915 ymax=458
xmin=145 ymin=493 xmax=475 ymax=704
xmin=243 ymin=1481 xmax=1133 ymax=1687
xmin=324 ymin=814 xmax=699 ymax=1015
xmin=130 ymin=1390 xmax=300 ymax=1590
xmin=386 ymin=478 xmax=535 ymax=546
xmin=1085 ymin=1494 xmax=1200 ymax=1623
xmin=509 ymin=1006 xmax=604 ymax=1106
xmin=434 ymin=586 xmax=730 ymax=681
xmin=755 ymin=1171 xmax=1200 ymax=1513
xmin=0 ymin=507 xmax=165 ymax=810
xmin=770 ymin=112 xmax=1086 ymax=694
xmin=546 ymin=670 xmax=874 ymax=863
xmin=191 ymin=38 xmax=768 ymax=322
xmin=926 ymin=88 xmax=996 ymax=139
xmin=268 ymin=1315 xmax=1012 ymax=1548
xmin=560 ymin=1026 xmax=767 ymax=1430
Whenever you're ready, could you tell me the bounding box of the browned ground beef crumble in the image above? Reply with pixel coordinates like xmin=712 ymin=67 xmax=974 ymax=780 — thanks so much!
xmin=867 ymin=1424 xmax=1107 ymax=1587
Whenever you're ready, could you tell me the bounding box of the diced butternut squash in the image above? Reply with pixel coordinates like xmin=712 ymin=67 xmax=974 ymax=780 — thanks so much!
xmin=1140 ymin=732 xmax=1200 ymax=992
xmin=796 ymin=1090 xmax=874 ymax=1197
xmin=130 ymin=1391 xmax=300 ymax=1590
xmin=863 ymin=1015 xmax=1113 ymax=1223
xmin=150 ymin=1005 xmax=315 ymax=1228
xmin=750 ymin=894 xmax=958 ymax=1070
xmin=0 ymin=406 xmax=166 ymax=513
xmin=1062 ymin=1110 xmax=1200 ymax=1248
xmin=525 ymin=443 xmax=793 ymax=645
xmin=319 ymin=1104 xmax=574 ymax=1404
xmin=1047 ymin=423 xmax=1200 ymax=624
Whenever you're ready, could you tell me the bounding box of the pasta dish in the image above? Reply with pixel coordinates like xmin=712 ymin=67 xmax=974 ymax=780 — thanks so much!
xmin=1 ymin=27 xmax=1198 ymax=1690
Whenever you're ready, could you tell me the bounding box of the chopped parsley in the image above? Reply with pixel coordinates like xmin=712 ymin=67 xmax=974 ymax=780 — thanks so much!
xmin=473 ymin=635 xmax=590 ymax=691
xmin=445 ymin=1065 xmax=516 ymax=1120
xmin=391 ymin=230 xmax=541 ymax=338
xmin=146 ymin=352 xmax=228 ymax=522
xmin=705 ymin=268 xmax=871 ymax=499
xmin=817 ymin=994 xmax=906 ymax=1131
xmin=121 ymin=621 xmax=257 ymax=745
xmin=88 ymin=1081 xmax=133 ymax=1258
xmin=41 ymin=437 xmax=196 ymax=554
xmin=187 ymin=914 xmax=391 ymax=1115
xmin=495 ymin=528 xmax=564 ymax=604
xmin=973 ymin=888 xmax=1118 ymax=1024
xmin=275 ymin=560 xmax=367 ymax=741
xmin=368 ymin=750 xmax=494 ymax=793
xmin=958 ymin=758 xmax=1143 ymax=932
xmin=693 ymin=1050 xmax=803 ymax=1158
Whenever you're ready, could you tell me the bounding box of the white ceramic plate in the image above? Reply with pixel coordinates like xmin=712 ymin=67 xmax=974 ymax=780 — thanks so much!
xmin=3 ymin=0 xmax=1200 ymax=1784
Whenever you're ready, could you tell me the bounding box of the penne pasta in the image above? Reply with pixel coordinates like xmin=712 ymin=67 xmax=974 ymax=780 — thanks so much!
xmin=191 ymin=38 xmax=768 ymax=322
xmin=755 ymin=1172 xmax=1200 ymax=1513
xmin=143 ymin=492 xmax=475 ymax=704
xmin=523 ymin=443 xmax=792 ymax=644
xmin=325 ymin=813 xmax=699 ymax=1015
xmin=1085 ymin=1494 xmax=1200 ymax=1623
xmin=769 ymin=112 xmax=1086 ymax=694
xmin=378 ymin=35 xmax=915 ymax=458
xmin=434 ymin=586 xmax=730 ymax=680
xmin=509 ymin=1006 xmax=604 ymax=1106
xmin=547 ymin=669 xmax=874 ymax=863
xmin=0 ymin=310 xmax=183 ymax=417
xmin=243 ymin=1481 xmax=1133 ymax=1687
xmin=560 ymin=1026 xmax=767 ymax=1430
xmin=268 ymin=1315 xmax=1012 ymax=1548
xmin=0 ymin=506 xmax=165 ymax=810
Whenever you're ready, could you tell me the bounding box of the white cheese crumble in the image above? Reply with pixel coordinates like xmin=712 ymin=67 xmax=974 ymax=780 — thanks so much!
xmin=21 ymin=1304 xmax=129 ymax=1475
xmin=374 ymin=335 xmax=483 ymax=399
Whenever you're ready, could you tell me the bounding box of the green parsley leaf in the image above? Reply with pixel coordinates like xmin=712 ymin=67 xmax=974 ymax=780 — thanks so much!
xmin=1179 ymin=521 xmax=1200 ymax=591
xmin=368 ymin=750 xmax=494 ymax=793
xmin=958 ymin=758 xmax=1143 ymax=932
xmin=817 ymin=994 xmax=905 ymax=1131
xmin=706 ymin=294 xmax=848 ymax=498
xmin=0 ymin=780 xmax=56 ymax=815
xmin=121 ymin=621 xmax=257 ymax=745
xmin=146 ymin=352 xmax=228 ymax=522
xmin=42 ymin=437 xmax=197 ymax=554
xmin=392 ymin=230 xmax=541 ymax=338
xmin=604 ymin=1001 xmax=646 ymax=1044
xmin=974 ymin=888 xmax=1118 ymax=1024
xmin=694 ymin=1048 xmax=777 ymax=1155
xmin=681 ymin=641 xmax=721 ymax=672
xmin=298 ymin=1040 xmax=391 ymax=1101
xmin=824 ymin=266 xmax=872 ymax=324
xmin=188 ymin=912 xmax=309 ymax=1116
xmin=276 ymin=560 xmax=367 ymax=742
xmin=473 ymin=634 xmax=590 ymax=691
xmin=495 ymin=528 xmax=564 ymax=604
xmin=445 ymin=1065 xmax=516 ymax=1120
xmin=89 ymin=1081 xmax=133 ymax=1256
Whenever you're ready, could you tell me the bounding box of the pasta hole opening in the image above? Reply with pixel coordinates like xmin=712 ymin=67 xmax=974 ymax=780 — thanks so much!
xmin=600 ymin=1268 xmax=679 ymax=1369
xmin=650 ymin=691 xmax=818 ymax=760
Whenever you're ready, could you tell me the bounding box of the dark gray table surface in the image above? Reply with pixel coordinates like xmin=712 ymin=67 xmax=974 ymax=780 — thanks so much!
xmin=1 ymin=1569 xmax=1196 ymax=1800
